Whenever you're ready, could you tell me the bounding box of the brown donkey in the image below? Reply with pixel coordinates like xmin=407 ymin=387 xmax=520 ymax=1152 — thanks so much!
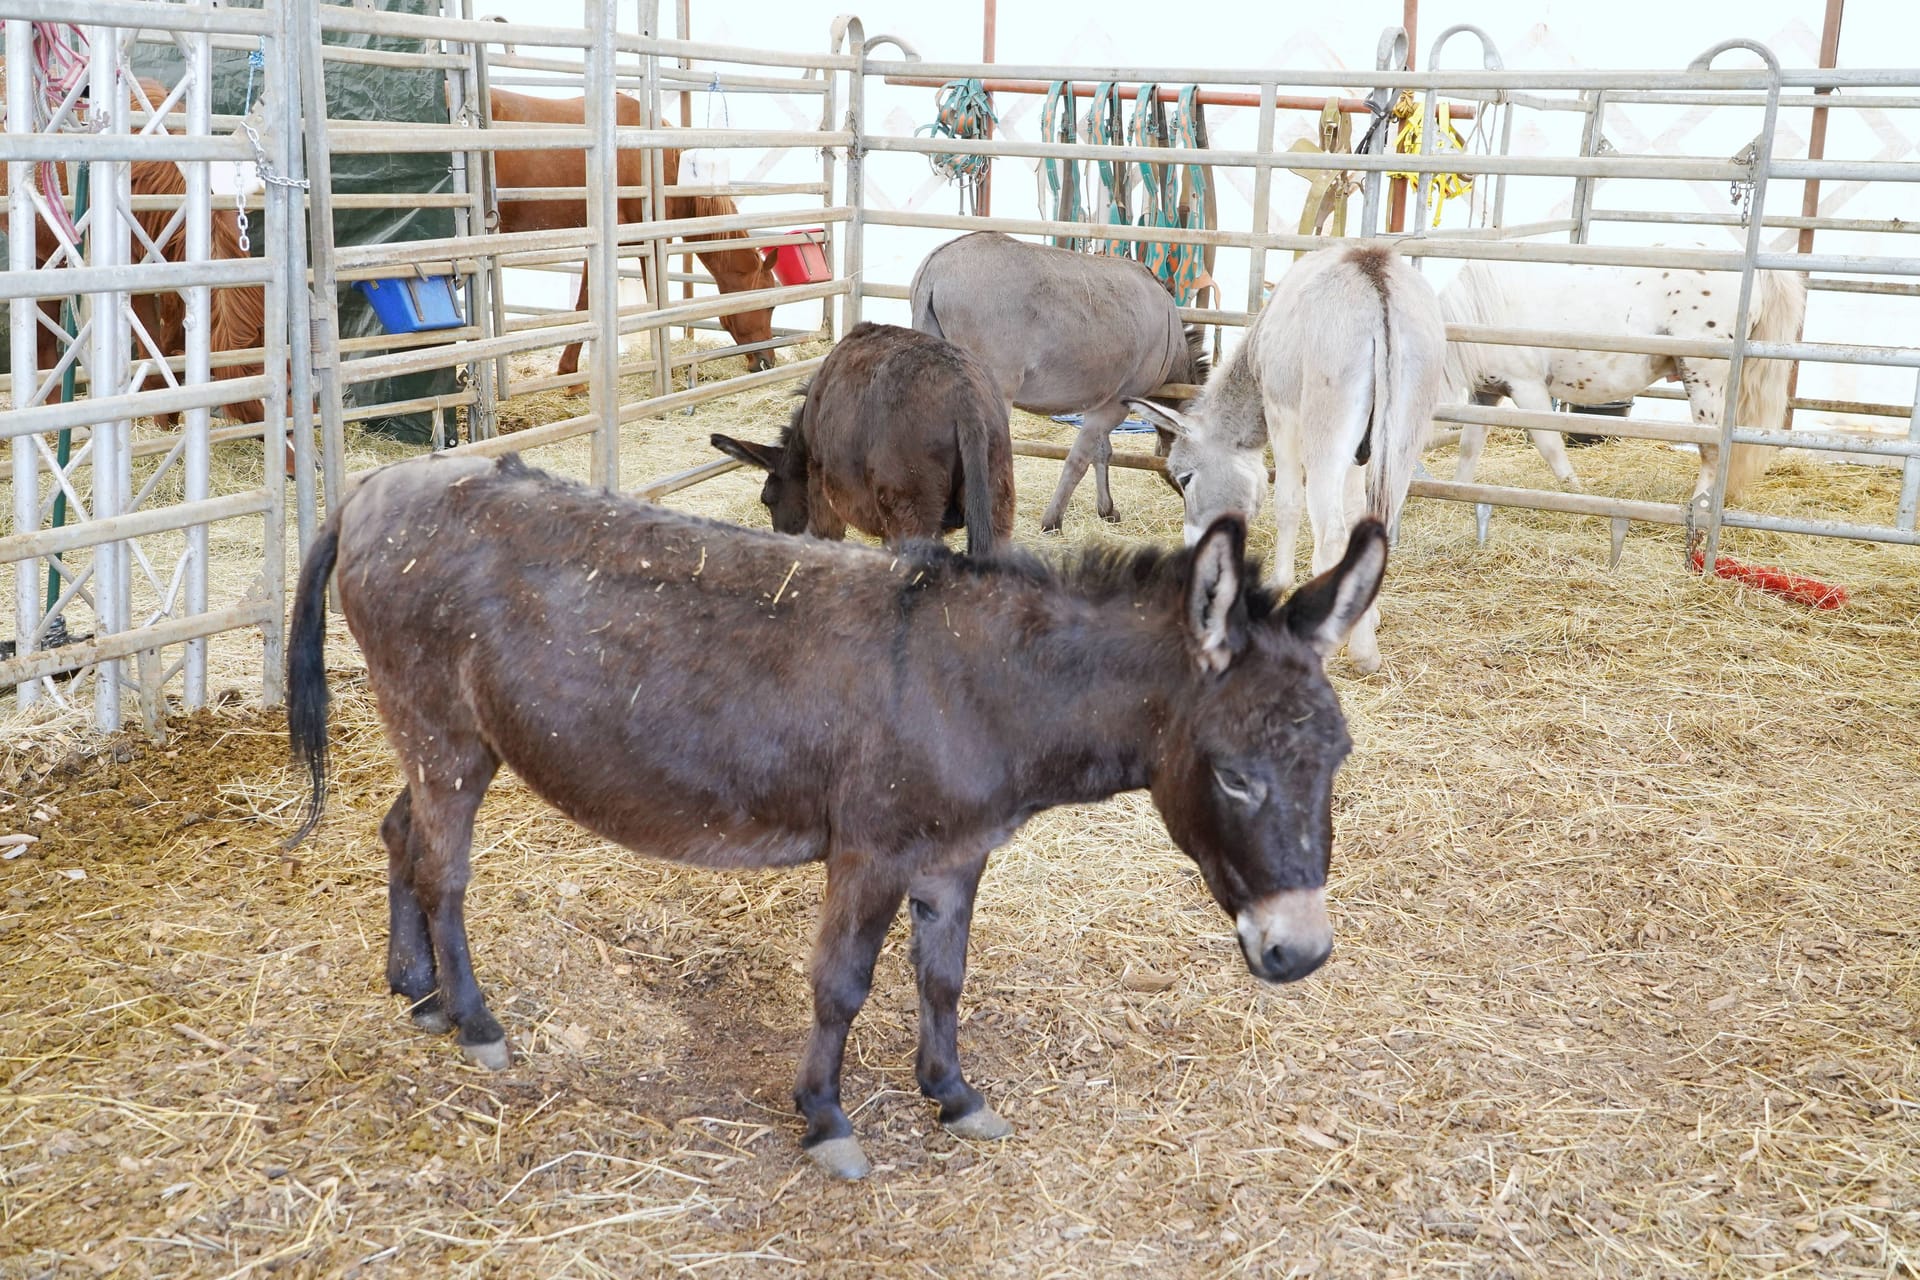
xmin=286 ymin=453 xmax=1385 ymax=1180
xmin=710 ymin=322 xmax=1015 ymax=556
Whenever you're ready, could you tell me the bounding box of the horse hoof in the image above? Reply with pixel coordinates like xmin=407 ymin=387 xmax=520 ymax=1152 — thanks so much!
xmin=460 ymin=1038 xmax=511 ymax=1071
xmin=410 ymin=1005 xmax=453 ymax=1035
xmin=805 ymin=1136 xmax=871 ymax=1180
xmin=943 ymin=1106 xmax=1013 ymax=1142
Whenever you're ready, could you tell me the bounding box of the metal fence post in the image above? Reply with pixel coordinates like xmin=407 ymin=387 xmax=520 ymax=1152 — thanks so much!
xmin=298 ymin=0 xmax=348 ymax=510
xmin=585 ymin=0 xmax=623 ymax=488
xmin=1694 ymin=40 xmax=1783 ymax=575
xmin=1358 ymin=26 xmax=1408 ymax=240
xmin=89 ymin=20 xmax=130 ymax=732
xmin=182 ymin=22 xmax=213 ymax=708
xmin=7 ymin=19 xmax=43 ymax=709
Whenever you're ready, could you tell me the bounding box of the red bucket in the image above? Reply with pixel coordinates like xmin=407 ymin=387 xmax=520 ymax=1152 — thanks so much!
xmin=770 ymin=228 xmax=830 ymax=286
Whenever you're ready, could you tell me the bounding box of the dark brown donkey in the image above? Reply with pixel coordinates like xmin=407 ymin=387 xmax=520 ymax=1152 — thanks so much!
xmin=709 ymin=322 xmax=1015 ymax=556
xmin=286 ymin=453 xmax=1386 ymax=1180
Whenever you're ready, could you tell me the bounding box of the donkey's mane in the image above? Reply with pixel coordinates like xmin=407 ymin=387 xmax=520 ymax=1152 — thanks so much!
xmin=484 ymin=454 xmax=1274 ymax=617
xmin=896 ymin=528 xmax=1277 ymax=621
xmin=1183 ymin=323 xmax=1211 ymax=381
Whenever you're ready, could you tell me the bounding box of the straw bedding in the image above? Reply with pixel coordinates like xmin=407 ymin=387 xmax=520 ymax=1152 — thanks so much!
xmin=2 ymin=340 xmax=1916 ymax=1278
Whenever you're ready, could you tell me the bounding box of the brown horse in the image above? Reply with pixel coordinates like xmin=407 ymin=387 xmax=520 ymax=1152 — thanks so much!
xmin=129 ymin=158 xmax=269 ymax=431
xmin=709 ymin=322 xmax=1014 ymax=556
xmin=488 ymin=88 xmax=780 ymax=384
xmin=0 ymin=75 xmax=269 ymax=432
xmin=285 ymin=452 xmax=1386 ymax=1180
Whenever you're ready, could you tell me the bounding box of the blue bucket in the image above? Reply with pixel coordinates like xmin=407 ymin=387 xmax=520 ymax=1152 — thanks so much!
xmin=354 ymin=275 xmax=463 ymax=334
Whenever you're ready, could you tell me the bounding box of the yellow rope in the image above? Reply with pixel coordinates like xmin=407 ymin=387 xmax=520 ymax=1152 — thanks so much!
xmin=1385 ymin=90 xmax=1474 ymax=226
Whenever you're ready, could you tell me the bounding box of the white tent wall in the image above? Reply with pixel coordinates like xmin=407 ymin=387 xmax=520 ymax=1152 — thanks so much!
xmin=479 ymin=1 xmax=1915 ymax=437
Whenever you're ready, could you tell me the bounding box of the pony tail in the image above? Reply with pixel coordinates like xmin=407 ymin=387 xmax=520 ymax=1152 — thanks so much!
xmin=1727 ymin=268 xmax=1807 ymax=502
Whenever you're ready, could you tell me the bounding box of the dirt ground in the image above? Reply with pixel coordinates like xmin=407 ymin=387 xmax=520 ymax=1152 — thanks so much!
xmin=2 ymin=339 xmax=1918 ymax=1278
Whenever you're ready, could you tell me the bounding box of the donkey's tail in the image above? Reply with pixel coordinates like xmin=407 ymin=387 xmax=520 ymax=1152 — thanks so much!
xmin=958 ymin=409 xmax=1003 ymax=558
xmin=909 ymin=260 xmax=945 ymax=340
xmin=1362 ymin=321 xmax=1397 ymax=531
xmin=1726 ymin=266 xmax=1808 ymax=501
xmin=284 ymin=515 xmax=340 ymax=850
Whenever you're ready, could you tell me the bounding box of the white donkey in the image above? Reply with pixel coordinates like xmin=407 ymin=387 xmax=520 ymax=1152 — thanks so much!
xmin=1440 ymin=255 xmax=1807 ymax=501
xmin=1129 ymin=242 xmax=1445 ymax=675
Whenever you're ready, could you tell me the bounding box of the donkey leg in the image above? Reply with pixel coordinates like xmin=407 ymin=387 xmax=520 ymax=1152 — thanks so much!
xmin=794 ymin=852 xmax=906 ymax=1179
xmin=407 ymin=751 xmax=504 ymax=1068
xmin=907 ymin=852 xmax=1008 ymax=1141
xmin=1338 ymin=464 xmax=1385 ymax=675
xmin=380 ymin=787 xmax=449 ymax=1034
xmin=1270 ymin=426 xmax=1304 ymax=592
xmin=1039 ymin=403 xmax=1125 ymax=532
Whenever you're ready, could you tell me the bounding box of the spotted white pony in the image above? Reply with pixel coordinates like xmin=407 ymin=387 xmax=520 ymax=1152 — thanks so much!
xmin=1440 ymin=253 xmax=1807 ymax=501
xmin=1128 ymin=242 xmax=1446 ymax=675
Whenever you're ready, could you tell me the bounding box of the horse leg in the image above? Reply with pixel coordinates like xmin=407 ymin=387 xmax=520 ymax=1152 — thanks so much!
xmin=1039 ymin=402 xmax=1125 ymax=533
xmin=380 ymin=787 xmax=448 ymax=1033
xmin=1675 ymin=359 xmax=1728 ymax=504
xmin=794 ymin=851 xmax=906 ymax=1180
xmin=907 ymin=851 xmax=1008 ymax=1142
xmin=1508 ymin=383 xmax=1583 ymax=492
xmin=1270 ymin=422 xmax=1304 ymax=592
xmin=557 ymin=268 xmax=590 ymax=397
xmin=405 ymin=747 xmax=504 ymax=1068
xmin=1453 ymin=423 xmax=1489 ymax=484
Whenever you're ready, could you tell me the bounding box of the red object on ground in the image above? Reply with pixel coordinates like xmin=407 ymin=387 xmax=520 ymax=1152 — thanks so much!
xmin=1690 ymin=551 xmax=1849 ymax=610
xmin=770 ymin=229 xmax=830 ymax=286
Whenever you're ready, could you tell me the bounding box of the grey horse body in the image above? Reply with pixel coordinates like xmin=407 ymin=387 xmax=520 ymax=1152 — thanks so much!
xmin=910 ymin=232 xmax=1205 ymax=530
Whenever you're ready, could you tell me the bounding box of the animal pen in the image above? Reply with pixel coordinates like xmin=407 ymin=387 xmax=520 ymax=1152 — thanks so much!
xmin=3 ymin=2 xmax=1919 ymax=1275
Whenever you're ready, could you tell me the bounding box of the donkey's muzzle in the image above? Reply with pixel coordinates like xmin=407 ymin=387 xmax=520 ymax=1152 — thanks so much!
xmin=1237 ymin=887 xmax=1332 ymax=984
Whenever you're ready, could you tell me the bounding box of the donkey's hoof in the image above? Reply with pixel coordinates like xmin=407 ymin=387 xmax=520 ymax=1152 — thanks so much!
xmin=1099 ymin=509 xmax=1122 ymax=525
xmin=409 ymin=1004 xmax=453 ymax=1035
xmin=460 ymin=1037 xmax=511 ymax=1071
xmin=943 ymin=1106 xmax=1013 ymax=1142
xmin=1347 ymin=652 xmax=1383 ymax=677
xmin=805 ymin=1136 xmax=871 ymax=1181
xmin=1038 ymin=520 xmax=1064 ymax=537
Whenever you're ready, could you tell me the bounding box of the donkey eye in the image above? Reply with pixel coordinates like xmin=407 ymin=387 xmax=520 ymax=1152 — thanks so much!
xmin=1175 ymin=471 xmax=1195 ymax=492
xmin=1213 ymin=765 xmax=1263 ymax=805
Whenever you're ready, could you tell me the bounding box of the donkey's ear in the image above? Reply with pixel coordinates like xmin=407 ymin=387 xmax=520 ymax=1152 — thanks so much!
xmin=1123 ymin=397 xmax=1194 ymax=439
xmin=710 ymin=433 xmax=782 ymax=471
xmin=1278 ymin=520 xmax=1388 ymax=658
xmin=1186 ymin=515 xmax=1250 ymax=674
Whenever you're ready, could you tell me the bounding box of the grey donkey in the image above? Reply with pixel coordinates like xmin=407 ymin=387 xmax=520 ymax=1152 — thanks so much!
xmin=910 ymin=231 xmax=1208 ymax=532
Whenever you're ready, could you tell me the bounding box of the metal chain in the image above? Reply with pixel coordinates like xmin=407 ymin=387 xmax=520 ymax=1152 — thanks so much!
xmin=232 ymin=41 xmax=309 ymax=253
xmin=1728 ymin=139 xmax=1758 ymax=226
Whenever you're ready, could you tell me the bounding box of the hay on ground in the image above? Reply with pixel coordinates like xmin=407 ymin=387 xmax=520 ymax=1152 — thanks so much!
xmin=2 ymin=343 xmax=1917 ymax=1278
